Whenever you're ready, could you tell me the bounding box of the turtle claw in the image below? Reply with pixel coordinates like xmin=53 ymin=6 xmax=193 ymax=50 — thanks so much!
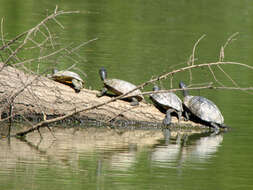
xmin=97 ymin=88 xmax=107 ymax=98
xmin=96 ymin=92 xmax=103 ymax=97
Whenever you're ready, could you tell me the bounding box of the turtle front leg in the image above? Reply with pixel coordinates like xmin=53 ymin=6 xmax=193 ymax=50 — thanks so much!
xmin=72 ymin=79 xmax=82 ymax=93
xmin=183 ymin=111 xmax=190 ymax=121
xmin=177 ymin=111 xmax=182 ymax=123
xmin=130 ymin=97 xmax=139 ymax=106
xmin=163 ymin=109 xmax=173 ymax=126
xmin=96 ymin=87 xmax=108 ymax=97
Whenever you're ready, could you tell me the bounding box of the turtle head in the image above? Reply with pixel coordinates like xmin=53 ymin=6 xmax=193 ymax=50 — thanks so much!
xmin=153 ymin=85 xmax=160 ymax=91
xmin=99 ymin=67 xmax=107 ymax=81
xmin=179 ymin=81 xmax=189 ymax=97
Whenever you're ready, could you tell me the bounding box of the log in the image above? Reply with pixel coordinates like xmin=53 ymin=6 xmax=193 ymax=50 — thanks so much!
xmin=0 ymin=62 xmax=206 ymax=131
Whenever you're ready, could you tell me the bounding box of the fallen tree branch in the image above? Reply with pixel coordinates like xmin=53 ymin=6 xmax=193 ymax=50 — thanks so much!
xmin=14 ymin=61 xmax=253 ymax=137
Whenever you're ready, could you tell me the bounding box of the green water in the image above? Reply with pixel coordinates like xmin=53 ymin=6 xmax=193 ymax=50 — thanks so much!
xmin=0 ymin=0 xmax=253 ymax=189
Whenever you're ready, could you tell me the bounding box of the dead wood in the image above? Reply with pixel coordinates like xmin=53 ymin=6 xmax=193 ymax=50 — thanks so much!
xmin=0 ymin=62 xmax=206 ymax=136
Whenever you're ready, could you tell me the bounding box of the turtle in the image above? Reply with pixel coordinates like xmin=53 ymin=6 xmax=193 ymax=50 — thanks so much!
xmin=150 ymin=85 xmax=183 ymax=125
xmin=48 ymin=69 xmax=84 ymax=93
xmin=179 ymin=81 xmax=227 ymax=132
xmin=97 ymin=67 xmax=144 ymax=106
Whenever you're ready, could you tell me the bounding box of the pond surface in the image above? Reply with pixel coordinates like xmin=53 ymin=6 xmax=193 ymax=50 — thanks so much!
xmin=0 ymin=0 xmax=253 ymax=190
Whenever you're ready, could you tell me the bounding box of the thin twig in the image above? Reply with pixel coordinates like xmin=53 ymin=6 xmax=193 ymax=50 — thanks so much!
xmin=13 ymin=46 xmax=67 ymax=66
xmin=188 ymin=34 xmax=205 ymax=84
xmin=191 ymin=34 xmax=206 ymax=66
xmin=133 ymin=86 xmax=253 ymax=97
xmin=219 ymin=32 xmax=239 ymax=62
xmin=71 ymin=38 xmax=98 ymax=53
xmin=1 ymin=18 xmax=5 ymax=48
xmin=3 ymin=7 xmax=79 ymax=65
xmin=217 ymin=64 xmax=239 ymax=86
xmin=207 ymin=65 xmax=225 ymax=86
xmin=224 ymin=32 xmax=239 ymax=49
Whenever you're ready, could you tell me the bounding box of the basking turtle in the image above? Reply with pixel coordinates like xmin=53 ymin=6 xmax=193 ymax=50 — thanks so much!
xmin=179 ymin=81 xmax=227 ymax=131
xmin=97 ymin=67 xmax=144 ymax=106
xmin=48 ymin=69 xmax=84 ymax=93
xmin=150 ymin=85 xmax=183 ymax=125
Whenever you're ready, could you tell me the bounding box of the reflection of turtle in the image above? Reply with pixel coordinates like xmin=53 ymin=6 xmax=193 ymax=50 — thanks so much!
xmin=179 ymin=81 xmax=227 ymax=132
xmin=97 ymin=67 xmax=144 ymax=106
xmin=150 ymin=85 xmax=183 ymax=125
xmin=48 ymin=69 xmax=84 ymax=92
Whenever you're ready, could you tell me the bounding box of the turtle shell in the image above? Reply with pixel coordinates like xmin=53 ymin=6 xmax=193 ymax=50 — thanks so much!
xmin=150 ymin=92 xmax=183 ymax=112
xmin=184 ymin=95 xmax=224 ymax=124
xmin=104 ymin=78 xmax=143 ymax=101
xmin=51 ymin=70 xmax=84 ymax=84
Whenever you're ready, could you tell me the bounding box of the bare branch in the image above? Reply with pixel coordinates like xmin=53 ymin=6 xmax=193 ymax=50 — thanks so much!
xmin=187 ymin=34 xmax=205 ymax=84
xmin=13 ymin=46 xmax=67 ymax=66
xmin=71 ymin=38 xmax=98 ymax=53
xmin=219 ymin=46 xmax=225 ymax=62
xmin=43 ymin=23 xmax=55 ymax=49
xmin=208 ymin=65 xmax=224 ymax=86
xmin=219 ymin=32 xmax=239 ymax=61
xmin=224 ymin=32 xmax=239 ymax=49
xmin=217 ymin=64 xmax=239 ymax=86
xmin=191 ymin=34 xmax=206 ymax=66
xmin=2 ymin=6 xmax=79 ymax=65
xmin=1 ymin=18 xmax=5 ymax=47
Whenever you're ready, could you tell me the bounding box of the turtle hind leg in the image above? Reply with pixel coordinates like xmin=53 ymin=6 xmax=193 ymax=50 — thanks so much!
xmin=130 ymin=97 xmax=139 ymax=106
xmin=162 ymin=109 xmax=173 ymax=126
xmin=72 ymin=79 xmax=82 ymax=93
xmin=96 ymin=87 xmax=108 ymax=97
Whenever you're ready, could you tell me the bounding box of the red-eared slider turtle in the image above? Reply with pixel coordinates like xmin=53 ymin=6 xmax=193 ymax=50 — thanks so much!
xmin=97 ymin=67 xmax=144 ymax=106
xmin=150 ymin=85 xmax=183 ymax=125
xmin=179 ymin=81 xmax=227 ymax=132
xmin=48 ymin=69 xmax=84 ymax=93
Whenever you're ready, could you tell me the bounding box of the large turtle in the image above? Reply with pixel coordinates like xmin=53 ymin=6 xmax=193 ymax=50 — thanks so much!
xmin=48 ymin=69 xmax=84 ymax=93
xmin=150 ymin=85 xmax=183 ymax=125
xmin=179 ymin=81 xmax=227 ymax=131
xmin=97 ymin=67 xmax=144 ymax=106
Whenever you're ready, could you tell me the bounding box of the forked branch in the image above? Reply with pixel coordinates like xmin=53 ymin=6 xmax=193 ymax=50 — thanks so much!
xmin=0 ymin=5 xmax=79 ymax=67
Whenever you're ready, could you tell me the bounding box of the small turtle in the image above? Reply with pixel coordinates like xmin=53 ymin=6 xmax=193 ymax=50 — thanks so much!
xmin=48 ymin=69 xmax=84 ymax=93
xmin=150 ymin=85 xmax=183 ymax=125
xmin=97 ymin=67 xmax=144 ymax=106
xmin=179 ymin=81 xmax=227 ymax=132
